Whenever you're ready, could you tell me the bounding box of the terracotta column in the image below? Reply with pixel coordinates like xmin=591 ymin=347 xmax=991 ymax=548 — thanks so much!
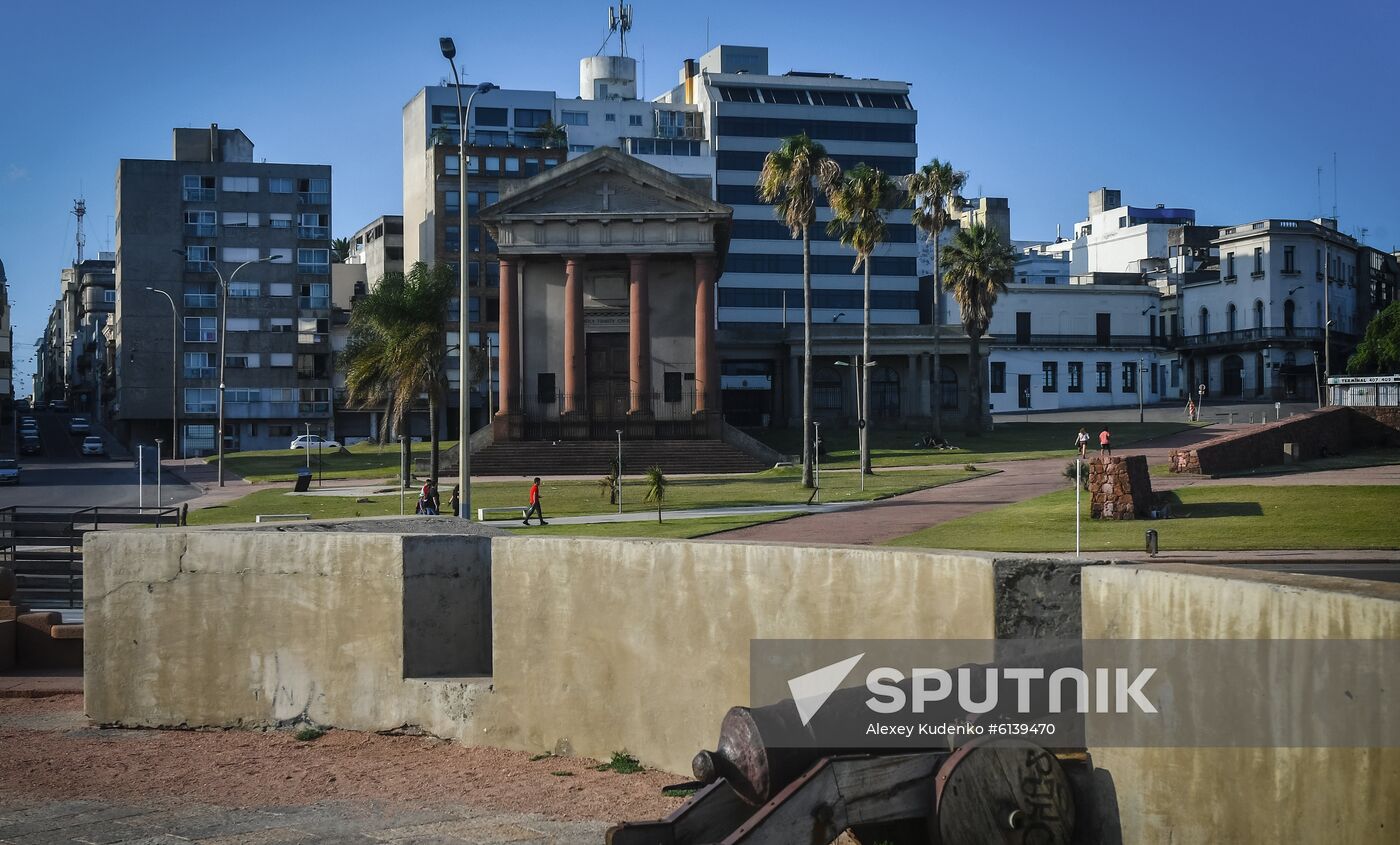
xmin=628 ymin=254 xmax=651 ymax=414
xmin=693 ymin=253 xmax=718 ymax=413
xmin=496 ymin=256 xmax=518 ymax=416
xmin=563 ymin=255 xmax=586 ymax=414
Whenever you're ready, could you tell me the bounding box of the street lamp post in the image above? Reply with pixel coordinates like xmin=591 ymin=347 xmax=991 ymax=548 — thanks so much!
xmin=835 ymin=356 xmax=876 ymax=492
xmin=615 ymin=429 xmax=623 ymax=515
xmin=440 ymin=36 xmax=497 ymax=520
xmin=145 ymin=287 xmax=178 ymax=461
xmin=1137 ymin=357 xmax=1146 ymax=424
xmin=171 ymin=250 xmax=281 ymax=486
xmin=155 ymin=438 xmax=163 ymax=507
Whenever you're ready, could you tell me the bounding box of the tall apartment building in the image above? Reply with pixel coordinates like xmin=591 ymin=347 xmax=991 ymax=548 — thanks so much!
xmin=0 ymin=258 xmax=11 ymax=427
xmin=347 ymin=214 xmax=404 ymax=285
xmin=61 ymin=255 xmax=116 ymax=418
xmin=114 ymin=125 xmax=334 ymax=453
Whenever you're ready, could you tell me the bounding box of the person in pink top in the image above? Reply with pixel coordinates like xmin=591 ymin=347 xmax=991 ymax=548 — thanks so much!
xmin=1098 ymin=428 xmax=1112 ymax=456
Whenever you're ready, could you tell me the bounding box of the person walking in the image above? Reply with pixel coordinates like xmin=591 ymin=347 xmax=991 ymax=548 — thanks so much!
xmin=450 ymin=485 xmax=460 ymax=518
xmin=1187 ymin=398 xmax=1197 ymax=422
xmin=418 ymin=479 xmax=438 ymax=515
xmin=1075 ymin=428 xmax=1090 ymax=459
xmin=1098 ymin=427 xmax=1112 ymax=457
xmin=523 ymin=476 xmax=548 ymax=526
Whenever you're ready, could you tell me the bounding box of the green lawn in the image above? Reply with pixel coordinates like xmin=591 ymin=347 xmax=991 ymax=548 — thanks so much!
xmin=215 ymin=440 xmax=455 ymax=484
xmin=886 ymin=485 xmax=1400 ymax=552
xmin=754 ymin=421 xmax=1201 ymax=469
xmin=502 ymin=512 xmax=799 ymax=539
xmin=187 ymin=465 xmax=989 ymax=526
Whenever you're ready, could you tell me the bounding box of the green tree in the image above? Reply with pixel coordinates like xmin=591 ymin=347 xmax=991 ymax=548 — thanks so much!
xmin=1348 ymin=301 xmax=1400 ymax=374
xmin=941 ymin=223 xmax=1016 ymax=433
xmin=343 ymin=262 xmax=456 ymax=486
xmin=643 ymin=465 xmax=667 ymax=523
xmin=533 ymin=118 xmax=568 ymax=149
xmin=907 ymin=159 xmax=967 ymax=436
xmin=756 ymin=134 xmax=842 ymax=488
xmin=828 ymin=163 xmax=899 ymax=473
xmin=331 ymin=236 xmax=353 ymax=263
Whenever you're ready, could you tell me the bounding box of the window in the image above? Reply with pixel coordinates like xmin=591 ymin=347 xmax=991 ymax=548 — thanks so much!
xmin=444 ymin=155 xmax=459 ymax=176
xmin=505 ymin=157 xmax=520 ymax=174
xmin=299 ymin=282 xmax=330 ymax=309
xmin=715 ymin=116 xmax=914 ymax=143
xmin=467 ymin=156 xmax=479 ymax=173
xmin=297 ymin=177 xmax=329 ymax=204
xmin=270 ymin=353 xmax=294 ymax=367
xmin=270 ymin=317 xmax=294 ymax=333
xmin=561 ymin=111 xmax=589 ymax=126
xmin=1042 ymin=362 xmax=1058 ymax=392
xmin=297 ymin=248 xmax=330 ymax=275
xmin=185 ymin=245 xmax=215 ymax=272
xmin=474 ymin=106 xmax=507 ymax=126
xmin=184 ymin=388 xmax=217 ymax=414
xmin=523 ymin=157 xmax=540 ymax=176
xmin=1015 ymin=312 xmax=1031 ymax=344
xmin=222 ymin=247 xmax=259 ymax=263
xmin=1200 ymin=307 xmax=1210 ymax=335
xmin=184 ymin=317 xmax=217 ymax=342
xmin=628 ymin=114 xmax=643 ymax=126
xmin=484 ymin=156 xmax=500 ymax=173
xmin=990 ymin=362 xmax=1006 ymax=393
xmin=1227 ymin=303 xmax=1237 ymax=333
xmin=1044 ymin=276 xmax=1057 ymax=285
xmin=1096 ymin=362 xmax=1112 ymax=393
xmin=183 ymin=352 xmax=215 ymax=378
xmin=1225 ymin=251 xmax=1236 ymax=279
xmin=1119 ymin=216 xmax=1128 ymax=228
xmin=229 ymin=281 xmax=260 ymax=298
xmin=1283 ymin=245 xmax=1296 ymax=274
xmin=1095 ymin=313 xmax=1111 ymax=345
xmin=445 ymin=191 xmax=460 ymax=213
xmin=184 ymin=284 xmax=216 ymax=308
xmin=1121 ymin=362 xmax=1137 ymax=393
xmin=103 ymin=289 xmax=116 ymax=304
xmin=183 ymin=209 xmax=216 ymax=237
xmin=226 ymin=318 xmax=260 ymax=332
xmin=537 ymin=372 xmax=556 ymax=402
xmin=222 ymin=176 xmax=258 ymax=193
xmin=513 ymin=108 xmax=552 ymax=128
xmin=664 ymin=371 xmax=683 ymax=403
xmin=605 ymin=113 xmax=616 ymax=122
xmin=814 ymin=367 xmax=843 ymax=410
xmin=568 ymin=144 xmax=595 ymax=153
xmin=268 ymin=283 xmax=293 ymax=298
xmin=544 ymin=157 xmax=559 ymax=168
xmin=1068 ymin=362 xmax=1083 ymax=393
xmin=1254 ymin=300 xmax=1264 ymax=330
xmin=222 ymin=212 xmax=259 ymax=227
xmin=182 ymin=175 xmax=215 ymax=201
xmin=224 ymin=354 xmax=258 ymax=369
xmin=298 ymin=212 xmax=329 ymax=239
xmin=269 ymin=213 xmax=293 ymax=229
xmin=268 ymin=177 xmax=294 ymax=194
xmin=1253 ymin=247 xmax=1264 ymax=276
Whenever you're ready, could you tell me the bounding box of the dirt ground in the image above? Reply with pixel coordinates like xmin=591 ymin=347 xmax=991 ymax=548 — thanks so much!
xmin=1 ymin=695 xmax=684 ymax=824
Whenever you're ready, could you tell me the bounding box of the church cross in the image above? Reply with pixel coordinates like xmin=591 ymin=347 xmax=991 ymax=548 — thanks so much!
xmin=596 ymin=181 xmax=615 ymax=212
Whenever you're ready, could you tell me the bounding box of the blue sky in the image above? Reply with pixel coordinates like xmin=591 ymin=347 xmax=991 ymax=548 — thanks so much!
xmin=2 ymin=0 xmax=1396 ymax=393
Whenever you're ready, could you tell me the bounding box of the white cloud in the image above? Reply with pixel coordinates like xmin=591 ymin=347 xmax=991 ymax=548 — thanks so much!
xmin=5 ymin=164 xmax=28 ymax=182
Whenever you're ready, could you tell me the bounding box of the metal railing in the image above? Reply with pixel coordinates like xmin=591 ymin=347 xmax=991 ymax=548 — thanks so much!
xmin=185 ymin=259 xmax=216 ymax=273
xmin=298 ymin=263 xmax=330 ymax=275
xmin=298 ymin=192 xmax=330 ymax=205
xmin=184 ymin=223 xmax=217 ymax=237
xmin=298 ymin=296 xmax=330 ymax=309
xmin=1175 ymin=326 xmax=1326 ymax=348
xmin=1001 ymin=333 xmax=1157 ymax=348
xmin=183 ymin=293 xmax=217 ymax=308
xmin=297 ymin=225 xmax=329 ymax=240
xmin=182 ymin=187 xmax=215 ymax=202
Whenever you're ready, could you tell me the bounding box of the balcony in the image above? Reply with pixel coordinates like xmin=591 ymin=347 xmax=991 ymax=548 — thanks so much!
xmin=183 ymin=367 xmax=216 ymax=379
xmin=998 ymin=333 xmax=1158 ymax=348
xmin=298 ymin=296 xmax=330 ymax=310
xmin=225 ymin=402 xmax=298 ymax=419
xmin=298 ymin=192 xmax=329 ymax=206
xmin=182 ymin=187 xmax=215 ymax=202
xmin=1175 ymin=326 xmax=1326 ymax=349
xmin=183 ymin=293 xmax=217 ymax=308
xmin=298 ymin=402 xmax=332 ymax=417
xmin=297 ymin=225 xmax=329 ymax=240
xmin=184 ymin=223 xmax=217 ymax=237
xmin=298 ymin=333 xmax=327 ymax=345
xmin=185 ymin=260 xmax=216 ymax=273
xmin=298 ymin=263 xmax=330 ymax=276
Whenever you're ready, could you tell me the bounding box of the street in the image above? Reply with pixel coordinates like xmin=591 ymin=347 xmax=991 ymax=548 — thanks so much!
xmin=994 ymin=398 xmax=1320 ymax=426
xmin=0 ymin=411 xmax=197 ymax=509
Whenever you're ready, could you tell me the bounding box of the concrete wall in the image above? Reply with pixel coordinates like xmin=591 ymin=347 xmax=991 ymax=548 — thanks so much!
xmin=1169 ymin=405 xmax=1400 ymax=474
xmin=1081 ymin=564 xmax=1400 ymax=844
xmin=84 ymin=526 xmax=492 ymax=738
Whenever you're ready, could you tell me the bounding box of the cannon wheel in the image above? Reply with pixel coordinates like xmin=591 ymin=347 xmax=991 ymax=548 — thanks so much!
xmin=932 ymin=738 xmax=1074 ymax=844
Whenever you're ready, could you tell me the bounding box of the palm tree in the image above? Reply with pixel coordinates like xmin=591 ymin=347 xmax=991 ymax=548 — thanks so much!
xmin=907 ymin=160 xmax=967 ymax=437
xmin=941 ymin=223 xmax=1016 ymax=433
xmin=331 ymin=236 xmax=354 ymax=264
xmin=342 ymin=262 xmax=457 ymax=486
xmin=643 ymin=465 xmax=667 ymax=523
xmin=828 ymin=163 xmax=899 ymax=474
xmin=533 ymin=118 xmax=568 ymax=150
xmin=756 ymin=134 xmax=842 ymax=489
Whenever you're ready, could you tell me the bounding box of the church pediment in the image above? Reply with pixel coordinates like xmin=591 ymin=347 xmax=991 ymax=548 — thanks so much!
xmin=480 ymin=146 xmax=730 ymax=223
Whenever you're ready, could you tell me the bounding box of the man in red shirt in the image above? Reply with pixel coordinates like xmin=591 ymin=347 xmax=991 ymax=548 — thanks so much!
xmin=524 ymin=476 xmax=547 ymax=525
xmin=1099 ymin=428 xmax=1112 ymax=457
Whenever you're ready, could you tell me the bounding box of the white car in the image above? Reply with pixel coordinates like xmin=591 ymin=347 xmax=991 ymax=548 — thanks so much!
xmin=69 ymin=416 xmax=91 ymax=434
xmin=0 ymin=459 xmax=19 ymax=484
xmin=81 ymin=436 xmax=106 ymax=456
xmin=290 ymin=435 xmax=340 ymax=450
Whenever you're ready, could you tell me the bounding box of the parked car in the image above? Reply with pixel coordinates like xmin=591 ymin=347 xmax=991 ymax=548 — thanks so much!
xmin=289 ymin=434 xmax=340 ymax=450
xmin=19 ymin=423 xmax=38 ymax=438
xmin=81 ymin=436 xmax=106 ymax=456
xmin=19 ymin=436 xmax=41 ymax=455
xmin=0 ymin=459 xmax=19 ymax=484
xmin=21 ymin=415 xmax=35 ymax=425
xmin=49 ymin=399 xmax=69 ymax=411
xmin=68 ymin=417 xmax=90 ymax=434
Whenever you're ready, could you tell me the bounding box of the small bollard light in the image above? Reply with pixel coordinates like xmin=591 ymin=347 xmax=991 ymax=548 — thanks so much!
xmin=1146 ymin=529 xmax=1159 ymax=557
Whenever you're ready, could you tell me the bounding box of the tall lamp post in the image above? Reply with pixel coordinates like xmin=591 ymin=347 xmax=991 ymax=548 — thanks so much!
xmin=145 ymin=287 xmax=178 ymax=461
xmin=171 ymin=250 xmax=282 ymax=486
xmin=440 ymin=35 xmax=497 ymax=520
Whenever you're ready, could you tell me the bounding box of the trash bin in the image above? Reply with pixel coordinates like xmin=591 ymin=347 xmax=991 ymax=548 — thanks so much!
xmin=293 ymin=468 xmax=313 ymax=492
xmin=1145 ymin=529 xmax=1159 ymax=557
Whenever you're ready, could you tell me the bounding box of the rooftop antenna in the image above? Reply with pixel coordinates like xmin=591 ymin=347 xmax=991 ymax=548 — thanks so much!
xmin=72 ymin=197 xmax=86 ymax=264
xmin=1316 ymin=166 xmax=1323 ymax=219
xmin=607 ymin=3 xmax=633 ymax=56
xmin=1331 ymin=151 xmax=1338 ymax=224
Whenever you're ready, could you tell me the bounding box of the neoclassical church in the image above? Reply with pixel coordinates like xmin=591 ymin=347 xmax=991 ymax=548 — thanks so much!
xmin=480 ymin=147 xmax=732 ymax=441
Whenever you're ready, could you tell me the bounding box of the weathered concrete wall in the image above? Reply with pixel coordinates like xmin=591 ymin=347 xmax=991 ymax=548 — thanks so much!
xmin=1081 ymin=564 xmax=1400 ymax=844
xmin=478 ymin=539 xmax=1012 ymax=773
xmin=84 ymin=527 xmax=493 ymax=737
xmin=1169 ymin=406 xmax=1400 ymax=474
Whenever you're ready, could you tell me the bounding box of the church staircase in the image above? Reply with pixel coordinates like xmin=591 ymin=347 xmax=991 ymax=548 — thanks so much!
xmin=448 ymin=439 xmax=770 ymax=477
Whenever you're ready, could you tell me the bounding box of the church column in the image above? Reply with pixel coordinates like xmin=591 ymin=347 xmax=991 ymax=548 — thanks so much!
xmin=563 ymin=255 xmax=586 ymax=414
xmin=628 ymin=254 xmax=651 ymax=415
xmin=496 ymin=255 xmax=519 ymax=417
xmin=693 ymin=253 xmax=718 ymax=414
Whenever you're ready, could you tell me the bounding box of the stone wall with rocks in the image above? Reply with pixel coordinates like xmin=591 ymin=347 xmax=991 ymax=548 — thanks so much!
xmin=1169 ymin=406 xmax=1400 ymax=476
xmin=1090 ymin=455 xmax=1153 ymax=520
